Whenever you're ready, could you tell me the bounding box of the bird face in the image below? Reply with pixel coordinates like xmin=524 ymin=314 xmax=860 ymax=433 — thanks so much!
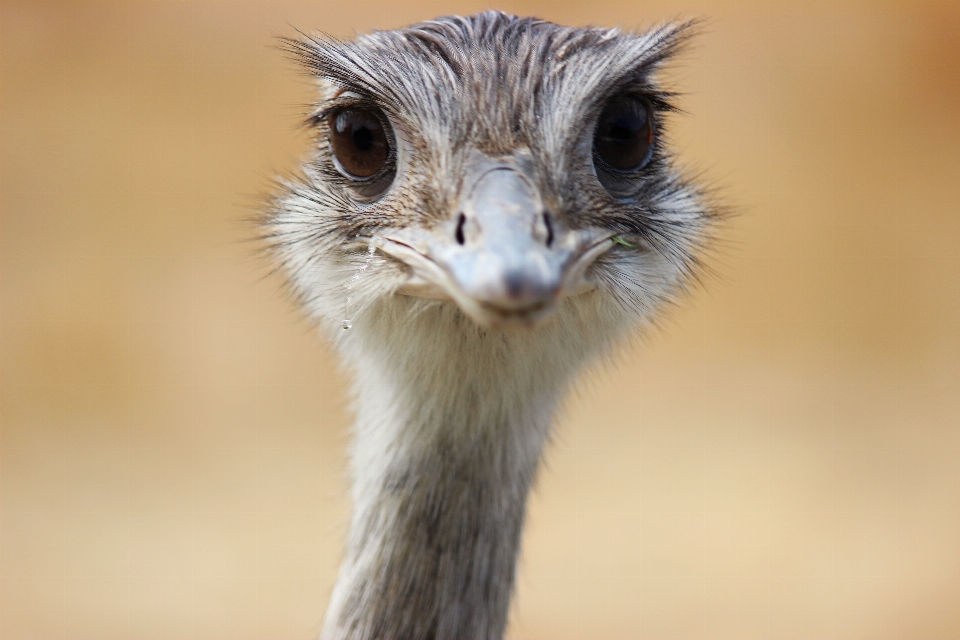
xmin=271 ymin=12 xmax=712 ymax=333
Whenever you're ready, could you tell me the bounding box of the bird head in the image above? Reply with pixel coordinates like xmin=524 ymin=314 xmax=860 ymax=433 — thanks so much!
xmin=269 ymin=12 xmax=713 ymax=335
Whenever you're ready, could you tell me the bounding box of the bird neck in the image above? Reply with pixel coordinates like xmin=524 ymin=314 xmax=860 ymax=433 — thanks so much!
xmin=321 ymin=307 xmax=583 ymax=640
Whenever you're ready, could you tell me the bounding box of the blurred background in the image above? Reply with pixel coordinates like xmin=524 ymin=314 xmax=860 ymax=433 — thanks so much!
xmin=2 ymin=1 xmax=959 ymax=639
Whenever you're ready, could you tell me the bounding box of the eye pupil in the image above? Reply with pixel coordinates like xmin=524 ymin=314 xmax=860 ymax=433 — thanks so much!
xmin=608 ymin=122 xmax=633 ymax=142
xmin=328 ymin=108 xmax=389 ymax=178
xmin=353 ymin=127 xmax=373 ymax=152
xmin=594 ymin=96 xmax=654 ymax=171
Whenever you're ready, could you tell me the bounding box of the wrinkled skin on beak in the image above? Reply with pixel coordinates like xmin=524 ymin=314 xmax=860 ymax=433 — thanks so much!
xmin=378 ymin=151 xmax=614 ymax=328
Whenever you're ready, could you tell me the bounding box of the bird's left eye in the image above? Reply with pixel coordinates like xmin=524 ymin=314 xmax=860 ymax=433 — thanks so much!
xmin=328 ymin=108 xmax=391 ymax=179
xmin=593 ymin=96 xmax=654 ymax=172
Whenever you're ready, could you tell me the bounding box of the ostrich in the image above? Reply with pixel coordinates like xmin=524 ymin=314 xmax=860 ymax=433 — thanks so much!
xmin=266 ymin=11 xmax=714 ymax=640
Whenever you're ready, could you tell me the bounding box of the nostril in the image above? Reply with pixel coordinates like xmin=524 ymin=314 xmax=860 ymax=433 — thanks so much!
xmin=455 ymin=213 xmax=466 ymax=246
xmin=543 ymin=212 xmax=554 ymax=248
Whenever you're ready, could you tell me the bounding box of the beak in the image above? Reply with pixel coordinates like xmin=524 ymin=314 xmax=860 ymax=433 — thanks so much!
xmin=379 ymin=154 xmax=613 ymax=328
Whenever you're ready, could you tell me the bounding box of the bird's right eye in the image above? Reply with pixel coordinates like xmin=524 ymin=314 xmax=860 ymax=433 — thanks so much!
xmin=328 ymin=108 xmax=391 ymax=179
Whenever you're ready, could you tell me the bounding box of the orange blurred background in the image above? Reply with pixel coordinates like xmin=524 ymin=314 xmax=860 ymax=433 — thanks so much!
xmin=2 ymin=1 xmax=959 ymax=639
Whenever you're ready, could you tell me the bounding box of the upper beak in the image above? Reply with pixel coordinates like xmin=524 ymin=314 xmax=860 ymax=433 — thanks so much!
xmin=378 ymin=154 xmax=613 ymax=328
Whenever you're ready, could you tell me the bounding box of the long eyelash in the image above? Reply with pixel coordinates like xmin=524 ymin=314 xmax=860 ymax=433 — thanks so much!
xmin=305 ymin=95 xmax=380 ymax=129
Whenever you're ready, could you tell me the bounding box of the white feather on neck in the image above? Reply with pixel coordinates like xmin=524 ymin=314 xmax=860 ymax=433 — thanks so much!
xmin=318 ymin=297 xmax=630 ymax=639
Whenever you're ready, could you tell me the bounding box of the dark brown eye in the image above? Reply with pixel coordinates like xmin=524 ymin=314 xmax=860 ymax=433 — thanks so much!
xmin=328 ymin=108 xmax=390 ymax=178
xmin=593 ymin=96 xmax=654 ymax=171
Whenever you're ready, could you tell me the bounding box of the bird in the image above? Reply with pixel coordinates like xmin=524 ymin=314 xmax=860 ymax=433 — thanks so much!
xmin=265 ymin=10 xmax=715 ymax=640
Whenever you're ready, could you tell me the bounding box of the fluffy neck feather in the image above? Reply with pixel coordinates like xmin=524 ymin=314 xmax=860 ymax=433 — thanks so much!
xmin=320 ymin=299 xmax=624 ymax=640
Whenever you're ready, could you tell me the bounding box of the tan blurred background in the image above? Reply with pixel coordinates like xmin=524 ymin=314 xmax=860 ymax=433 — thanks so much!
xmin=2 ymin=1 xmax=959 ymax=639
